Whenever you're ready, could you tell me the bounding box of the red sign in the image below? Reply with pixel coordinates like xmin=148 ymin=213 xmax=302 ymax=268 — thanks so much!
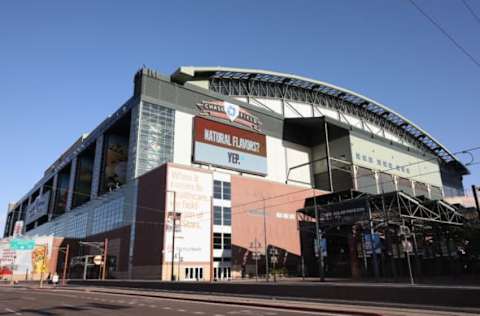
xmin=194 ymin=117 xmax=267 ymax=157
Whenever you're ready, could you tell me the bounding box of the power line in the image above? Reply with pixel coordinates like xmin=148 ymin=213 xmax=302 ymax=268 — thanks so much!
xmin=408 ymin=0 xmax=480 ymax=68
xmin=10 ymin=145 xmax=480 ymax=233
xmin=461 ymin=0 xmax=480 ymax=25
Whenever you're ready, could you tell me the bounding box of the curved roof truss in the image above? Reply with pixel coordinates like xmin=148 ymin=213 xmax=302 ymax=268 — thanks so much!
xmin=172 ymin=66 xmax=468 ymax=175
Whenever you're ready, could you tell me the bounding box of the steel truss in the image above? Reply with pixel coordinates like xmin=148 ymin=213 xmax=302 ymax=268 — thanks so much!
xmin=207 ymin=72 xmax=466 ymax=174
xmin=369 ymin=191 xmax=464 ymax=226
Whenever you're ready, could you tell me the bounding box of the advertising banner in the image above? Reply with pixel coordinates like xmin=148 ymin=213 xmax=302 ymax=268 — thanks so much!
xmin=164 ymin=166 xmax=213 ymax=263
xmin=0 ymin=236 xmax=53 ymax=278
xmin=25 ymin=191 xmax=51 ymax=225
xmin=193 ymin=117 xmax=267 ymax=175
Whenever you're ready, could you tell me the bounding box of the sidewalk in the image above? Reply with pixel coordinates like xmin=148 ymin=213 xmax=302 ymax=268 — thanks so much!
xmin=48 ymin=285 xmax=480 ymax=316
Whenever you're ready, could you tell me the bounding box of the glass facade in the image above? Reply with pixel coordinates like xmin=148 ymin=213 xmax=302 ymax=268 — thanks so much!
xmin=356 ymin=166 xmax=378 ymax=194
xmin=379 ymin=172 xmax=395 ymax=193
xmin=66 ymin=212 xmax=88 ymax=238
xmin=136 ymin=102 xmax=175 ymax=177
xmin=91 ymin=197 xmax=124 ymax=235
xmin=53 ymin=164 xmax=71 ymax=216
xmin=72 ymin=144 xmax=95 ymax=208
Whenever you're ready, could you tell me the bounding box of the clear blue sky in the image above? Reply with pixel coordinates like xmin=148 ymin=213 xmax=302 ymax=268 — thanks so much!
xmin=1 ymin=0 xmax=479 ymax=231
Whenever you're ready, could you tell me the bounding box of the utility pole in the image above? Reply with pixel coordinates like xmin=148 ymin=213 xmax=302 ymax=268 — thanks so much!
xmin=312 ymin=189 xmax=325 ymax=281
xmin=102 ymin=238 xmax=108 ymax=280
xmin=472 ymin=185 xmax=480 ymax=220
xmin=367 ymin=200 xmax=380 ymax=279
xmin=401 ymin=219 xmax=414 ymax=285
xmin=171 ymin=191 xmax=177 ymax=281
xmin=262 ymin=198 xmax=269 ymax=282
xmin=62 ymin=244 xmax=70 ymax=286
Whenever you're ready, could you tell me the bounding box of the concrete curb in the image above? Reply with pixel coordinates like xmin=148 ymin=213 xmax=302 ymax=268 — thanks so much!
xmin=55 ymin=286 xmax=384 ymax=316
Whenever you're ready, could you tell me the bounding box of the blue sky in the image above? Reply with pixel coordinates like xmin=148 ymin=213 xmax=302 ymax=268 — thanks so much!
xmin=1 ymin=0 xmax=479 ymax=231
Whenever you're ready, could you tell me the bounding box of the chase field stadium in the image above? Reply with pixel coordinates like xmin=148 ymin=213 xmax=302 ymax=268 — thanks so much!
xmin=2 ymin=66 xmax=471 ymax=281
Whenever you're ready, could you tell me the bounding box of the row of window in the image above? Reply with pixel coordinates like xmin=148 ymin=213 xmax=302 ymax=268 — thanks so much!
xmin=213 ymin=233 xmax=231 ymax=249
xmin=213 ymin=206 xmax=231 ymax=226
xmin=214 ymin=180 xmax=231 ymax=200
xmin=355 ymin=153 xmax=411 ymax=174
xmin=213 ymin=267 xmax=231 ymax=279
xmin=185 ymin=267 xmax=203 ymax=280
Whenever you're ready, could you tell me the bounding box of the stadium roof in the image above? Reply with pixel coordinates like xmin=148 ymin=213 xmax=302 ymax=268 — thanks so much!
xmin=172 ymin=66 xmax=469 ymax=175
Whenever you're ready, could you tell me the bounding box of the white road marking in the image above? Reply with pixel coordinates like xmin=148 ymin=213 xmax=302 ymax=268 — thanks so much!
xmin=193 ymin=312 xmax=205 ymax=315
xmin=177 ymin=308 xmax=186 ymax=312
xmin=20 ymin=296 xmax=35 ymax=301
xmin=4 ymin=308 xmax=22 ymax=315
xmin=148 ymin=304 xmax=156 ymax=308
xmin=162 ymin=306 xmax=172 ymax=310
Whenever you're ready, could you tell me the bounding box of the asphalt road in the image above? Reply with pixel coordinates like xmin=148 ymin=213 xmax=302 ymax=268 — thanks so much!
xmin=0 ymin=287 xmax=351 ymax=316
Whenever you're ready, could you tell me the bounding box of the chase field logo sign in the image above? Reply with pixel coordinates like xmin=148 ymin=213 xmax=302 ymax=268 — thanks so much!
xmin=196 ymin=100 xmax=263 ymax=132
xmin=224 ymin=102 xmax=239 ymax=122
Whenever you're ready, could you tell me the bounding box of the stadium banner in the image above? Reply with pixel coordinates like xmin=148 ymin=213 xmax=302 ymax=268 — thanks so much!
xmin=25 ymin=191 xmax=51 ymax=225
xmin=164 ymin=166 xmax=213 ymax=263
xmin=193 ymin=116 xmax=267 ymax=175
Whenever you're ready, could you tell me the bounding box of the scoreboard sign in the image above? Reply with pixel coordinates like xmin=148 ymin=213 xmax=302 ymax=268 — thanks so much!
xmin=193 ymin=117 xmax=267 ymax=175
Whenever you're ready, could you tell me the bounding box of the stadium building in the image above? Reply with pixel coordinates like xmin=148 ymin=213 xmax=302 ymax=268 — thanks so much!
xmin=2 ymin=66 xmax=470 ymax=280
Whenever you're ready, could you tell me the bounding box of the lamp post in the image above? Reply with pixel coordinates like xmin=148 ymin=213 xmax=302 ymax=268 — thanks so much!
xmin=168 ymin=191 xmax=179 ymax=281
xmin=312 ymin=189 xmax=325 ymax=282
xmin=262 ymin=198 xmax=269 ymax=282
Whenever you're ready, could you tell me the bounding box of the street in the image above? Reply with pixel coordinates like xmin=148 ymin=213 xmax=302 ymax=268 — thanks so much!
xmin=0 ymin=287 xmax=353 ymax=316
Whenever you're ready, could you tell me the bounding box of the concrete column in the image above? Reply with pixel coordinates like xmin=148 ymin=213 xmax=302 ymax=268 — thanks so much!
xmin=66 ymin=157 xmax=77 ymax=211
xmin=48 ymin=174 xmax=58 ymax=220
xmin=91 ymin=135 xmax=104 ymax=199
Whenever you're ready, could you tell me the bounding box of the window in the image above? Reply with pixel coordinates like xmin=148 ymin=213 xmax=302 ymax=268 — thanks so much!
xmin=377 ymin=159 xmax=382 ymax=166
xmin=388 ymin=163 xmax=393 ymax=169
xmin=223 ymin=233 xmax=231 ymax=250
xmin=362 ymin=155 xmax=367 ymax=162
xmin=214 ymin=233 xmax=222 ymax=249
xmin=368 ymin=157 xmax=373 ymax=163
xmin=213 ymin=180 xmax=231 ymax=200
xmin=383 ymin=161 xmax=388 ymax=168
xmin=356 ymin=153 xmax=361 ymax=160
xmin=214 ymin=206 xmax=222 ymax=225
xmin=214 ymin=180 xmax=222 ymax=199
xmin=223 ymin=207 xmax=231 ymax=225
xmin=223 ymin=182 xmax=231 ymax=200
xmin=213 ymin=257 xmax=222 ymax=262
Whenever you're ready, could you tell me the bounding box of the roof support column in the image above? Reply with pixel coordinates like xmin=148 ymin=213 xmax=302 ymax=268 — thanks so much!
xmin=324 ymin=120 xmax=333 ymax=192
xmin=65 ymin=157 xmax=77 ymax=211
xmin=90 ymin=135 xmax=104 ymax=200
